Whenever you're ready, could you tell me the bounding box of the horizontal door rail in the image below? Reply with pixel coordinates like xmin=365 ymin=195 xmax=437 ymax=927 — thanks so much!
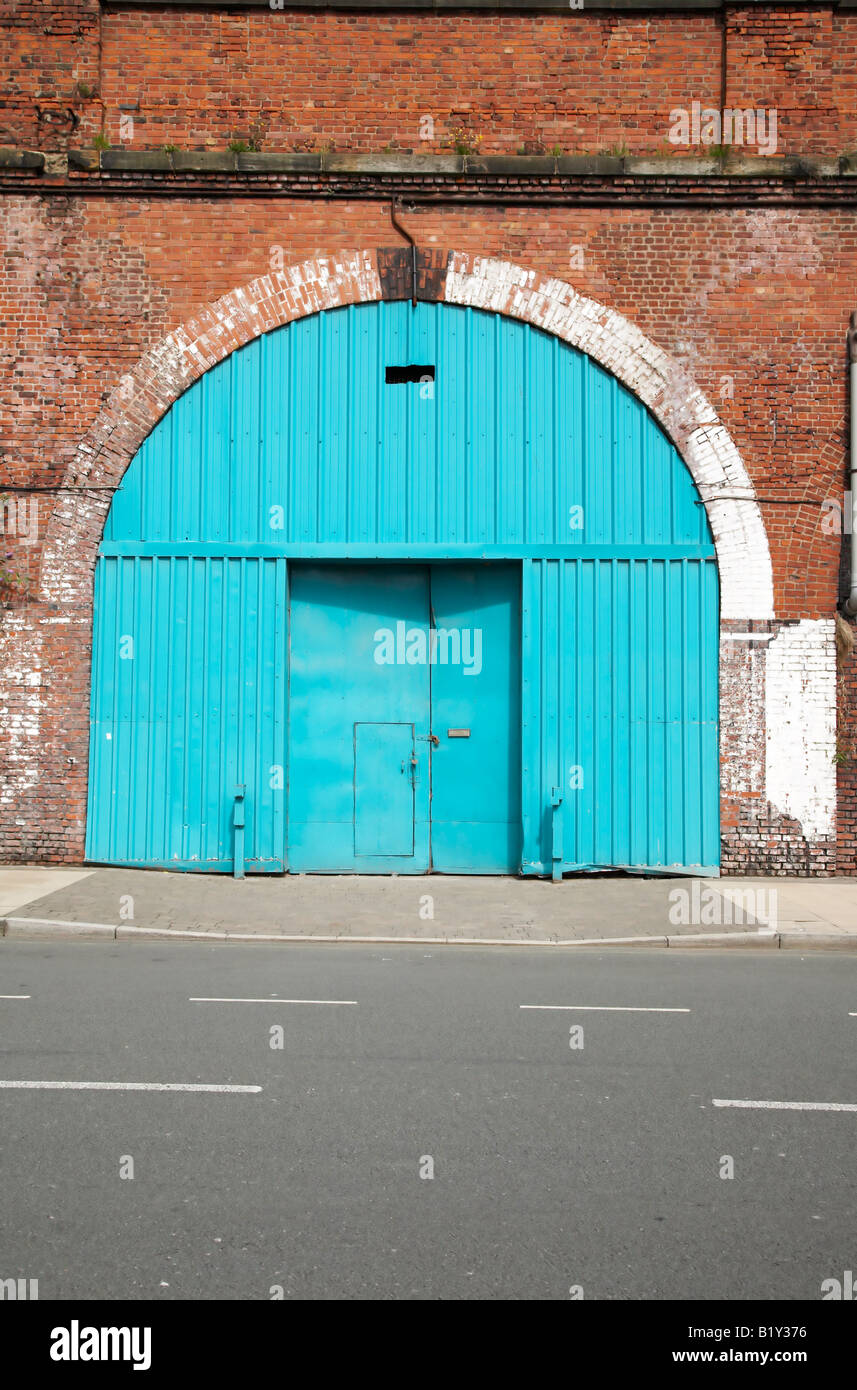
xmin=99 ymin=542 xmax=717 ymax=561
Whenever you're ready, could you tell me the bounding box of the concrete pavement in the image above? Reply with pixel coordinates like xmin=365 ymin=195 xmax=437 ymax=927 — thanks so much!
xmin=2 ymin=864 xmax=857 ymax=947
xmin=0 ymin=867 xmax=93 ymax=917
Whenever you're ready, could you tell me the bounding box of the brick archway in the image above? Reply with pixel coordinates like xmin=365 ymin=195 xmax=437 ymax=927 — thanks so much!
xmin=41 ymin=247 xmax=830 ymax=873
xmin=41 ymin=247 xmax=773 ymax=621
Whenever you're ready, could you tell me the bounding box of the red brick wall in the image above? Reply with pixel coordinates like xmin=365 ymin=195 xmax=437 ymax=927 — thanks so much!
xmin=3 ymin=3 xmax=856 ymax=158
xmin=97 ymin=10 xmax=721 ymax=156
xmin=833 ymin=13 xmax=857 ymax=150
xmin=0 ymin=1 xmax=101 ymax=150
xmin=727 ymin=8 xmax=833 ymax=152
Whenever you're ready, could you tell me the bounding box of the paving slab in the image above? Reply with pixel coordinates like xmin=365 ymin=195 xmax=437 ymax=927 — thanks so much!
xmin=0 ymin=866 xmax=93 ymax=916
xmin=718 ymin=877 xmax=857 ymax=931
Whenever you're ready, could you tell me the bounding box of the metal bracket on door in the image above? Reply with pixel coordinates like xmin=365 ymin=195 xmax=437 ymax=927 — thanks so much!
xmin=233 ymin=785 xmax=246 ymax=880
xmin=550 ymin=786 xmax=563 ymax=884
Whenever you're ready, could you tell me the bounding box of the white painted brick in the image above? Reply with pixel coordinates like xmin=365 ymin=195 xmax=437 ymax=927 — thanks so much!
xmin=765 ymin=619 xmax=836 ymax=842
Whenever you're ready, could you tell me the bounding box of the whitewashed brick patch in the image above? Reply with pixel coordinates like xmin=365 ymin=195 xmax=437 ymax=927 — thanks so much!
xmin=765 ymin=619 xmax=837 ymax=842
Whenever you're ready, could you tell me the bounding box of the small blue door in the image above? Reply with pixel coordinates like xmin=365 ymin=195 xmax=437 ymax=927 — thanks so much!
xmin=354 ymin=723 xmax=416 ymax=857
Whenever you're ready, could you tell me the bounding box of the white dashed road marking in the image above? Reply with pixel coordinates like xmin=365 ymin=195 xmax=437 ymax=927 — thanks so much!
xmin=520 ymin=1004 xmax=690 ymax=1013
xmin=0 ymin=1080 xmax=262 ymax=1094
xmin=189 ymin=996 xmax=358 ymax=1006
xmin=713 ymin=1099 xmax=857 ymax=1113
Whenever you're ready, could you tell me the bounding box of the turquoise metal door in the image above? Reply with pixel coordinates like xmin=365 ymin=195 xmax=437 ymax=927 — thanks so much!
xmin=430 ymin=564 xmax=521 ymax=872
xmin=287 ymin=561 xmax=520 ymax=872
xmin=288 ymin=564 xmax=431 ymax=872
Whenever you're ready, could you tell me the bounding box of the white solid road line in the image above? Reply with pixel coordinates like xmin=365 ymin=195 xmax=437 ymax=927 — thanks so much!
xmin=520 ymin=1004 xmax=690 ymax=1013
xmin=713 ymin=1099 xmax=857 ymax=1113
xmin=0 ymin=994 xmax=30 ymax=999
xmin=188 ymin=996 xmax=358 ymax=1005
xmin=0 ymin=1080 xmax=262 ymax=1093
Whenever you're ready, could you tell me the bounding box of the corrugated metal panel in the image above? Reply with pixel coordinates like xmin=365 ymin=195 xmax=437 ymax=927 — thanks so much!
xmin=521 ymin=557 xmax=720 ymax=874
xmin=86 ymin=555 xmax=287 ymax=870
xmin=105 ymin=302 xmax=713 ymax=553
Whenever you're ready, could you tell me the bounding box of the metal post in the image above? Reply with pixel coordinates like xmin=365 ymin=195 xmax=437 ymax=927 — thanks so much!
xmin=550 ymin=786 xmax=563 ymax=883
xmin=233 ymin=785 xmax=246 ymax=880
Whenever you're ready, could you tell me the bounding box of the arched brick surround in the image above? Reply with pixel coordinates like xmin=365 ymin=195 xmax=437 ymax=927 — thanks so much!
xmin=41 ymin=247 xmax=774 ymax=621
xmin=32 ymin=248 xmax=835 ymax=872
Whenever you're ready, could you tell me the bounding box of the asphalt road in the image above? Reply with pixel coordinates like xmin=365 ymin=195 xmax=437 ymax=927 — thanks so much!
xmin=0 ymin=942 xmax=855 ymax=1301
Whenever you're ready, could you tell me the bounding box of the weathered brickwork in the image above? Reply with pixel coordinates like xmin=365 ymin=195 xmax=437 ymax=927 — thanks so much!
xmin=0 ymin=1 xmax=102 ymax=151
xmin=97 ymin=10 xmax=721 ymax=156
xmin=1 ymin=2 xmax=856 ymax=874
xmin=4 ymin=3 xmax=856 ymax=157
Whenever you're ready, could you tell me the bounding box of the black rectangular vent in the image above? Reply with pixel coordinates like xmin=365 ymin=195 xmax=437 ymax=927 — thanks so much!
xmin=385 ymin=365 xmax=435 ymax=384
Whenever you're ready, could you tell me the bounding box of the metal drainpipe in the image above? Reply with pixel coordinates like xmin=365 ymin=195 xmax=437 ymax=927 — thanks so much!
xmin=844 ymin=312 xmax=857 ymax=615
xmin=390 ymin=200 xmax=417 ymax=307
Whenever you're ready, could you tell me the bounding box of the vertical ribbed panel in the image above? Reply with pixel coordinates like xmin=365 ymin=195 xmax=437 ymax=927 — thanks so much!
xmin=104 ymin=302 xmax=712 ymax=551
xmin=86 ymin=555 xmax=287 ymax=870
xmin=521 ymin=557 xmax=720 ymax=873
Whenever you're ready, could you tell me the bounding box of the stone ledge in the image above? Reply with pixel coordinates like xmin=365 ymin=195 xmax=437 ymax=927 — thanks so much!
xmin=239 ymin=151 xmax=322 ymax=172
xmin=55 ymin=149 xmax=857 ymax=181
xmin=101 ymin=149 xmax=174 ymax=172
xmin=468 ymin=155 xmax=557 ymax=176
xmin=624 ymin=156 xmax=720 ymax=176
xmin=172 ymin=151 xmax=237 ymax=173
xmin=556 ymin=155 xmax=624 ymax=175
xmin=0 ymin=147 xmax=44 ymax=171
xmin=796 ymin=156 xmax=843 ymax=178
xmin=68 ymin=149 xmax=99 ymax=172
xmin=720 ymin=155 xmax=804 ymax=178
xmin=322 ymin=151 xmax=462 ymax=174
